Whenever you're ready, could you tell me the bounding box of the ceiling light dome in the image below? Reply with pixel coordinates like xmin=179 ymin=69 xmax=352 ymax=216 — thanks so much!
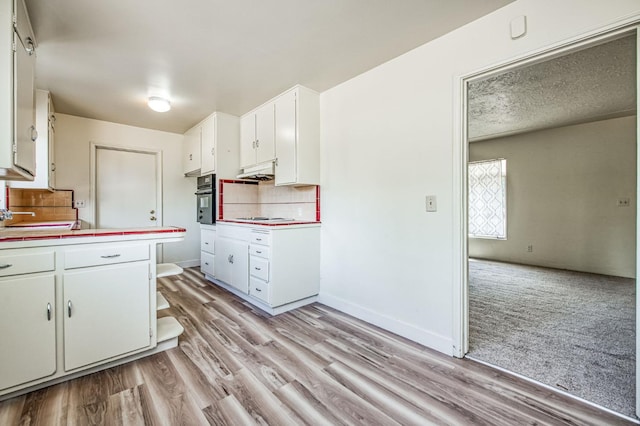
xmin=148 ymin=96 xmax=171 ymax=112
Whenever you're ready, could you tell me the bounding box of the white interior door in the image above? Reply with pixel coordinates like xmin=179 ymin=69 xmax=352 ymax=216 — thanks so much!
xmin=95 ymin=147 xmax=159 ymax=228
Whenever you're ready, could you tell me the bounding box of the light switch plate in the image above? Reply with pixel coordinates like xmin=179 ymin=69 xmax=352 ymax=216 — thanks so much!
xmin=426 ymin=195 xmax=437 ymax=212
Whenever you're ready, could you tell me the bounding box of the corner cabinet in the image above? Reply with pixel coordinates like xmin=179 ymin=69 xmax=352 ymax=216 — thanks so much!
xmin=0 ymin=0 xmax=37 ymax=180
xmin=274 ymin=86 xmax=320 ymax=186
xmin=183 ymin=112 xmax=240 ymax=178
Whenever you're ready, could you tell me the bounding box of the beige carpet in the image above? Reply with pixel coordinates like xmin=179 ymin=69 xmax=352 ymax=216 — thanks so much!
xmin=468 ymin=259 xmax=635 ymax=418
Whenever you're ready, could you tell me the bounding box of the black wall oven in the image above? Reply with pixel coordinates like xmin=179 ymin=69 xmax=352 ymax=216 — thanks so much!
xmin=196 ymin=174 xmax=216 ymax=224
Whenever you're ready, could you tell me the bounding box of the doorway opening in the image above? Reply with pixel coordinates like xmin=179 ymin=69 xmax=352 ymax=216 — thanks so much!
xmin=460 ymin=29 xmax=638 ymax=418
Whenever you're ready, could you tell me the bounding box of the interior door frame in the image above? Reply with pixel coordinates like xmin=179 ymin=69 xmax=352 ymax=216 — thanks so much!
xmin=90 ymin=142 xmax=163 ymax=230
xmin=452 ymin=19 xmax=640 ymax=416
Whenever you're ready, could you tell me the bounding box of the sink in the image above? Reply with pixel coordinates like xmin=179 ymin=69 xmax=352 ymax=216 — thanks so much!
xmin=6 ymin=221 xmax=77 ymax=230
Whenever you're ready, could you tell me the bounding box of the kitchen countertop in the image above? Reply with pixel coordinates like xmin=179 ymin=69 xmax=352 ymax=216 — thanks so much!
xmin=0 ymin=226 xmax=186 ymax=248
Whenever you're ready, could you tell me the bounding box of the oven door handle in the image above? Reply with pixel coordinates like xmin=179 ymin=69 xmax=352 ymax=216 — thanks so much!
xmin=195 ymin=190 xmax=213 ymax=195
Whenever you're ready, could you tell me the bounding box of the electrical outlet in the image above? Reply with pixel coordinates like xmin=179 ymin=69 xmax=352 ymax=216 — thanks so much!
xmin=527 ymin=245 xmax=533 ymax=253
xmin=617 ymin=198 xmax=631 ymax=207
xmin=74 ymin=200 xmax=86 ymax=208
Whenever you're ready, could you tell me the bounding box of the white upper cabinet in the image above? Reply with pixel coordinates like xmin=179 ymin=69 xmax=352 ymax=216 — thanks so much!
xmin=274 ymin=86 xmax=320 ymax=186
xmin=182 ymin=125 xmax=201 ymax=176
xmin=183 ymin=112 xmax=239 ymax=178
xmin=10 ymin=90 xmax=56 ymax=189
xmin=240 ymin=102 xmax=275 ymax=168
xmin=0 ymin=0 xmax=37 ymax=180
xmin=201 ymin=112 xmax=240 ymax=178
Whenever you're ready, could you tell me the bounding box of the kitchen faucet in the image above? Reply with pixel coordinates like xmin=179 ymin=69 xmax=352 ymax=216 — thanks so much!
xmin=0 ymin=209 xmax=36 ymax=221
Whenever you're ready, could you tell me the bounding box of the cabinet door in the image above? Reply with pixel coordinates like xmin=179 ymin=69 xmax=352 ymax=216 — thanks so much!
xmin=183 ymin=126 xmax=201 ymax=175
xmin=13 ymin=29 xmax=36 ymax=176
xmin=240 ymin=114 xmax=256 ymax=167
xmin=63 ymin=262 xmax=151 ymax=371
xmin=0 ymin=274 xmax=56 ymax=390
xmin=274 ymin=90 xmax=297 ymax=185
xmin=214 ymin=237 xmax=248 ymax=293
xmin=256 ymin=103 xmax=275 ymax=164
xmin=200 ymin=116 xmax=216 ymax=175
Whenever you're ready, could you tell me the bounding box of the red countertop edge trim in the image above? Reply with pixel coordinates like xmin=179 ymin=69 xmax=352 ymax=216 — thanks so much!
xmin=218 ymin=220 xmax=320 ymax=226
xmin=0 ymin=227 xmax=187 ymax=242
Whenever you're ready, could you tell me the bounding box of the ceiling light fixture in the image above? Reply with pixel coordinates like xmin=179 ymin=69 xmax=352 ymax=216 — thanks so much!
xmin=148 ymin=96 xmax=171 ymax=112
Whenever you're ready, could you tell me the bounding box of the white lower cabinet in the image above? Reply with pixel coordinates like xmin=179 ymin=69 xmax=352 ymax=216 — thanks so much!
xmin=214 ymin=236 xmax=249 ymax=293
xmin=63 ymin=262 xmax=151 ymax=371
xmin=211 ymin=223 xmax=319 ymax=314
xmin=200 ymin=225 xmax=215 ymax=276
xmin=0 ymin=239 xmax=169 ymax=399
xmin=0 ymin=274 xmax=56 ymax=391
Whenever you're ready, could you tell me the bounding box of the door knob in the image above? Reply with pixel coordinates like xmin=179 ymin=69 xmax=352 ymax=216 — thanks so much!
xmin=150 ymin=216 xmax=157 ymax=221
xmin=150 ymin=210 xmax=155 ymax=214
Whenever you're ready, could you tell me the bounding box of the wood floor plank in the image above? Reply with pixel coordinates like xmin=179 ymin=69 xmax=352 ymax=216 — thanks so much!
xmin=0 ymin=395 xmax=25 ymax=426
xmin=104 ymin=386 xmax=146 ymax=426
xmin=0 ymin=267 xmax=634 ymax=425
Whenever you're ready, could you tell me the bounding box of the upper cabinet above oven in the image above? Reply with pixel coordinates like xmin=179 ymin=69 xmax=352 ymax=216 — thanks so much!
xmin=182 ymin=112 xmax=240 ymax=179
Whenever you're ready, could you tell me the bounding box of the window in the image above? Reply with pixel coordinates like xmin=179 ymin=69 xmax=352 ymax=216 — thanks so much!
xmin=468 ymin=158 xmax=507 ymax=239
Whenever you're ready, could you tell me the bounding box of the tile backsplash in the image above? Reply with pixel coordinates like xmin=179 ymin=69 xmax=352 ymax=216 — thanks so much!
xmin=5 ymin=188 xmax=77 ymax=225
xmin=220 ymin=180 xmax=320 ymax=221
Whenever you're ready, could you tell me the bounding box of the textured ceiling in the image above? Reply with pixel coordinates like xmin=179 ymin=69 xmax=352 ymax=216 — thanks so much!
xmin=24 ymin=0 xmax=513 ymax=134
xmin=468 ymin=35 xmax=637 ymax=141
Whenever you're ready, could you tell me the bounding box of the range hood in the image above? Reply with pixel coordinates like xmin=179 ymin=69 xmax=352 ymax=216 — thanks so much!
xmin=236 ymin=161 xmax=275 ymax=180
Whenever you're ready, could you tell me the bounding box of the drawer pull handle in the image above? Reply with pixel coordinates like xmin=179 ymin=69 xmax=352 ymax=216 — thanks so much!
xmin=47 ymin=303 xmax=52 ymax=321
xmin=255 ymin=288 xmax=262 ymax=292
xmin=205 ymin=242 xmax=209 ymax=245
xmin=0 ymin=264 xmax=12 ymax=269
xmin=255 ymin=267 xmax=261 ymax=271
xmin=228 ymin=254 xmax=234 ymax=264
xmin=205 ymin=262 xmax=209 ymax=266
xmin=256 ymin=250 xmax=262 ymax=254
xmin=100 ymin=254 xmax=121 ymax=259
xmin=256 ymin=238 xmax=262 ymax=241
xmin=67 ymin=300 xmax=73 ymax=318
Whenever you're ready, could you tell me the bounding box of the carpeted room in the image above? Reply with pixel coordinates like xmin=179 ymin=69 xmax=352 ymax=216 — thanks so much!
xmin=466 ymin=36 xmax=636 ymax=418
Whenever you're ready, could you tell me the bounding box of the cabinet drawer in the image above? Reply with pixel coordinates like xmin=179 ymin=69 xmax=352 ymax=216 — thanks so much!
xmin=64 ymin=243 xmax=149 ymax=269
xmin=201 ymin=252 xmax=214 ymax=276
xmin=250 ymin=256 xmax=269 ymax=281
xmin=250 ymin=232 xmax=270 ymax=246
xmin=249 ymin=277 xmax=269 ymax=303
xmin=249 ymin=244 xmax=269 ymax=259
xmin=201 ymin=229 xmax=215 ymax=254
xmin=0 ymin=250 xmax=55 ymax=277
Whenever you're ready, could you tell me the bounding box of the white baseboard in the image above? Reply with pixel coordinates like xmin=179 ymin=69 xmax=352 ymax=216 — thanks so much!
xmin=318 ymin=292 xmax=452 ymax=355
xmin=175 ymin=259 xmax=200 ymax=268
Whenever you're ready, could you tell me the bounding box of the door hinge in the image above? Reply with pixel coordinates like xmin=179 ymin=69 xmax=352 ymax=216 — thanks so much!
xmin=149 ymin=328 xmax=153 ymax=338
xmin=149 ymin=270 xmax=152 ymax=280
xmin=12 ymin=14 xmax=16 ymax=26
xmin=11 ymin=40 xmax=16 ymax=52
xmin=12 ymin=143 xmax=17 ymax=153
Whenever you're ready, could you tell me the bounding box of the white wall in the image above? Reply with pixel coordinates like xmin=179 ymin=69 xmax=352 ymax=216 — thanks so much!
xmin=54 ymin=114 xmax=200 ymax=265
xmin=469 ymin=116 xmax=636 ymax=278
xmin=319 ymin=0 xmax=640 ymax=355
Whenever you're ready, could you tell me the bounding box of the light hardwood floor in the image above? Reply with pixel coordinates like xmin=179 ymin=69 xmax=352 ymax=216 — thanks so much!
xmin=0 ymin=267 xmax=633 ymax=425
